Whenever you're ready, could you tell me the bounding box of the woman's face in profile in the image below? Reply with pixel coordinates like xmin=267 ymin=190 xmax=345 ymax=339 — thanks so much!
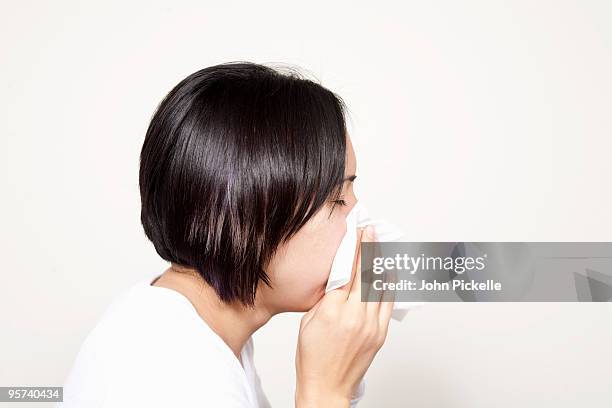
xmin=260 ymin=134 xmax=358 ymax=313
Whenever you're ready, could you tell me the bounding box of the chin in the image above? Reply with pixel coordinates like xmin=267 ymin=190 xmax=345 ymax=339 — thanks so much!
xmin=306 ymin=285 xmax=327 ymax=310
xmin=292 ymin=287 xmax=326 ymax=312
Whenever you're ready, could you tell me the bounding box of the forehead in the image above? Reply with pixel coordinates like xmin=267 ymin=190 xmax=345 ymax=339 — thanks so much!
xmin=345 ymin=133 xmax=357 ymax=175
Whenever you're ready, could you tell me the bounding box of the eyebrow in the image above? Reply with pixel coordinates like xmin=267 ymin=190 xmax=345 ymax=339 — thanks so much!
xmin=334 ymin=175 xmax=356 ymax=190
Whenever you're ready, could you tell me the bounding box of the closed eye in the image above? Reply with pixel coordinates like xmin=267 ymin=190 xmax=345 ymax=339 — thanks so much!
xmin=332 ymin=198 xmax=348 ymax=206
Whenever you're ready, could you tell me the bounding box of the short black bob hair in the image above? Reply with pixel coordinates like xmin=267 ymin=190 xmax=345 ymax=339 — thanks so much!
xmin=139 ymin=61 xmax=349 ymax=307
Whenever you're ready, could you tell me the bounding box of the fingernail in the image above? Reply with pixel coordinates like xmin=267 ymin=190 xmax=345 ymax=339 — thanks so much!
xmin=365 ymin=225 xmax=375 ymax=238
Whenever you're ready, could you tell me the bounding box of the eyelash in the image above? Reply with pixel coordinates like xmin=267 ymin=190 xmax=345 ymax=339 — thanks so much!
xmin=327 ymin=197 xmax=348 ymax=219
xmin=332 ymin=198 xmax=347 ymax=207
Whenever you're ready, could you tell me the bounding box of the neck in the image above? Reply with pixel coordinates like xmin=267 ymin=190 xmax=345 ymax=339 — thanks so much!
xmin=152 ymin=264 xmax=273 ymax=362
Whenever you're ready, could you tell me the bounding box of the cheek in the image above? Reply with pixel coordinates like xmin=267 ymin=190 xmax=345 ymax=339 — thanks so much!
xmin=267 ymin=209 xmax=347 ymax=310
xmin=307 ymin=218 xmax=347 ymax=285
xmin=294 ymin=206 xmax=348 ymax=287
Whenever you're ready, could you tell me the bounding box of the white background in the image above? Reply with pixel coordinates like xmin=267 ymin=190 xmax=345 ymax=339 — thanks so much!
xmin=1 ymin=1 xmax=611 ymax=407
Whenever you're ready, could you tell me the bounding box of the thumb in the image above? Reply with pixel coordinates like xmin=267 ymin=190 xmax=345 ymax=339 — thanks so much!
xmin=300 ymin=294 xmax=326 ymax=329
xmin=361 ymin=224 xmax=377 ymax=243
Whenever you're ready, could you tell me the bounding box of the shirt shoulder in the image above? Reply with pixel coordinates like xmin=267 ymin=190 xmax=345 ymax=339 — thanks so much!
xmin=59 ymin=280 xmax=255 ymax=408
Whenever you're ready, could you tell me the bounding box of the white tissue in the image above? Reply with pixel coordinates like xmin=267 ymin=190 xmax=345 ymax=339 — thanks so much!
xmin=325 ymin=201 xmax=424 ymax=322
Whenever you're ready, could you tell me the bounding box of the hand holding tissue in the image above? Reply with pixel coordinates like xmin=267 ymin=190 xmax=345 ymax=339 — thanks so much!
xmin=325 ymin=201 xmax=424 ymax=322
xmin=324 ymin=202 xmax=423 ymax=407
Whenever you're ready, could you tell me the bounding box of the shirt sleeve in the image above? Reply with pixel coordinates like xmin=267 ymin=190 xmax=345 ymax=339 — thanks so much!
xmin=245 ymin=337 xmax=273 ymax=408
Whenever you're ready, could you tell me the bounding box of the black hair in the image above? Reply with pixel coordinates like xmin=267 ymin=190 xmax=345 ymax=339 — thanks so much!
xmin=139 ymin=61 xmax=349 ymax=307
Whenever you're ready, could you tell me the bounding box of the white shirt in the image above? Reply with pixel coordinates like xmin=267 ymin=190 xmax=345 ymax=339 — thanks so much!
xmin=57 ymin=278 xmax=272 ymax=408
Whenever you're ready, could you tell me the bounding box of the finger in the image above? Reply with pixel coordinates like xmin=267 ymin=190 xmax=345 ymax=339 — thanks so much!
xmin=365 ymin=226 xmax=383 ymax=315
xmin=378 ymin=283 xmax=395 ymax=334
xmin=348 ymin=225 xmax=373 ymax=303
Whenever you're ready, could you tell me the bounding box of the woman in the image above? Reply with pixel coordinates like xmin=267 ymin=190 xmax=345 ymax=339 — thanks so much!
xmin=59 ymin=61 xmax=393 ymax=407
